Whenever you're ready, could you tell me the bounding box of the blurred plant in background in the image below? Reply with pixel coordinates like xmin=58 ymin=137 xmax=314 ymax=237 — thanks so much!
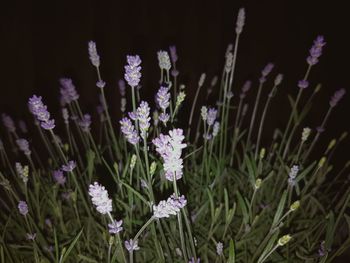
xmin=0 ymin=7 xmax=349 ymax=263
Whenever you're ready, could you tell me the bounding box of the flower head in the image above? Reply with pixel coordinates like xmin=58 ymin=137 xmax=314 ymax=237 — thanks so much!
xmin=156 ymin=86 xmax=170 ymax=111
xmin=235 ymin=8 xmax=246 ymax=34
xmin=125 ymin=239 xmax=140 ymax=252
xmin=53 ymin=170 xmax=66 ymax=185
xmin=153 ymin=194 xmax=187 ymax=218
xmin=124 ymin=55 xmax=142 ymax=87
xmin=18 ymin=201 xmax=28 ymax=216
xmin=207 ymin=108 xmax=218 ymax=126
xmin=240 ymin=80 xmax=252 ymax=99
xmin=298 ymin=80 xmax=309 ymax=89
xmin=59 ymin=78 xmax=79 ymax=104
xmin=120 ymin=117 xmax=139 ymax=145
xmin=157 ymin=50 xmax=171 ymax=71
xmin=169 ymin=45 xmax=178 ymax=64
xmin=108 ymin=219 xmax=123 ymax=234
xmin=78 ymin=114 xmax=92 ymax=132
xmin=16 ymin=139 xmax=31 ymax=156
xmin=88 ymin=41 xmax=100 ymax=67
xmin=329 ymin=88 xmax=346 ymax=107
xmin=153 ymin=129 xmax=186 ymax=181
xmin=118 ymin=79 xmax=126 ymax=96
xmin=2 ymin=113 xmax=16 ymax=132
xmin=307 ymin=36 xmax=326 ymax=66
xmin=137 ymin=101 xmax=151 ymax=139
xmin=88 ymin=182 xmax=113 ymax=215
xmin=61 ymin=160 xmax=76 ymax=172
xmin=28 ymin=95 xmax=55 ymax=130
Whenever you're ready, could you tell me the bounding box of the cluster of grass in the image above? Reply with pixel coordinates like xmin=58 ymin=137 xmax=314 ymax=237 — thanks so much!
xmin=0 ymin=8 xmax=349 ymax=263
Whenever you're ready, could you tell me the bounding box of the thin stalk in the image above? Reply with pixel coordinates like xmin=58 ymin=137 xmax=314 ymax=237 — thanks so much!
xmin=246 ymin=81 xmax=264 ymax=149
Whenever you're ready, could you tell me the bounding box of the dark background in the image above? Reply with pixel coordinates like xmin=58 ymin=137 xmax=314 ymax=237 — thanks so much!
xmin=1 ymin=0 xmax=349 ymax=261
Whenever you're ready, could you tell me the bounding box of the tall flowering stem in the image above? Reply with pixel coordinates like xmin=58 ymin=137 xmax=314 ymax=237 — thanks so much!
xmin=88 ymin=41 xmax=121 ymax=159
xmin=278 ymin=36 xmax=325 ymax=159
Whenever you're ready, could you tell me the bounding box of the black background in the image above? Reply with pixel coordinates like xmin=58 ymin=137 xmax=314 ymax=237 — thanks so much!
xmin=1 ymin=0 xmax=350 ymax=261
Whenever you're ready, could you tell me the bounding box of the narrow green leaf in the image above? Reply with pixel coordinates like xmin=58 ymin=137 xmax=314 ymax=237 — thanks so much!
xmin=228 ymin=239 xmax=235 ymax=263
xmin=60 ymin=228 xmax=84 ymax=263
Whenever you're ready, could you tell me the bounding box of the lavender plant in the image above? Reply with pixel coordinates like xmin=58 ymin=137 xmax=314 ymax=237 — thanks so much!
xmin=1 ymin=8 xmax=349 ymax=263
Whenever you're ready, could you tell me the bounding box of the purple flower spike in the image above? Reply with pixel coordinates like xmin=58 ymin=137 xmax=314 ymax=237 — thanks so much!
xmin=298 ymin=80 xmax=309 ymax=89
xmin=240 ymin=80 xmax=252 ymax=99
xmin=169 ymin=45 xmax=178 ymax=64
xmin=120 ymin=117 xmax=140 ymax=145
xmin=157 ymin=50 xmax=171 ymax=71
xmin=28 ymin=95 xmax=55 ymax=130
xmin=118 ymin=79 xmax=126 ymax=96
xmin=88 ymin=41 xmax=100 ymax=67
xmin=124 ymin=55 xmax=142 ymax=87
xmin=2 ymin=113 xmax=16 ymax=132
xmin=108 ymin=219 xmax=123 ymax=234
xmin=330 ymin=88 xmax=346 ymax=107
xmin=307 ymin=35 xmax=326 ymax=66
xmin=53 ymin=170 xmax=66 ymax=185
xmin=235 ymin=8 xmax=246 ymax=34
xmin=153 ymin=128 xmax=186 ymax=181
xmin=207 ymin=108 xmax=218 ymax=126
xmin=156 ymin=86 xmax=170 ymax=111
xmin=18 ymin=201 xmax=28 ymax=216
xmin=137 ymin=101 xmax=151 ymax=139
xmin=89 ymin=182 xmax=113 ymax=215
xmin=78 ymin=114 xmax=92 ymax=132
xmin=153 ymin=194 xmax=187 ymax=218
xmin=261 ymin=63 xmax=274 ymax=77
xmin=61 ymin=160 xmax=76 ymax=172
xmin=59 ymin=78 xmax=79 ymax=104
xmin=189 ymin=258 xmax=201 ymax=263
xmin=16 ymin=139 xmax=31 ymax=156
xmin=125 ymin=239 xmax=140 ymax=252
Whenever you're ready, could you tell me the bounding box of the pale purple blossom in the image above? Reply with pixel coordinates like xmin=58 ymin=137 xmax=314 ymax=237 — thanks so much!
xmin=259 ymin=63 xmax=274 ymax=83
xmin=137 ymin=101 xmax=151 ymax=139
xmin=329 ymin=88 xmax=346 ymax=107
xmin=18 ymin=201 xmax=28 ymax=216
xmin=96 ymin=80 xmax=106 ymax=89
xmin=212 ymin=122 xmax=220 ymax=137
xmin=274 ymin=74 xmax=283 ymax=86
xmin=171 ymin=69 xmax=179 ymax=77
xmin=120 ymin=117 xmax=139 ymax=145
xmin=108 ymin=219 xmax=123 ymax=234
xmin=157 ymin=50 xmax=171 ymax=70
xmin=156 ymin=86 xmax=170 ymax=110
xmin=207 ymin=108 xmax=218 ymax=126
xmin=298 ymin=80 xmax=309 ymax=89
xmin=307 ymin=36 xmax=326 ymax=66
xmin=26 ymin=233 xmax=36 ymax=241
xmin=16 ymin=139 xmax=31 ymax=156
xmin=78 ymin=114 xmax=92 ymax=132
xmin=88 ymin=41 xmax=100 ymax=67
xmin=59 ymin=78 xmax=79 ymax=104
xmin=169 ymin=45 xmax=178 ymax=64
xmin=153 ymin=194 xmax=187 ymax=218
xmin=62 ymin=108 xmax=69 ymax=124
xmin=118 ymin=79 xmax=126 ymax=96
xmin=124 ymin=55 xmax=142 ymax=87
xmin=240 ymin=80 xmax=252 ymax=99
xmin=53 ymin=170 xmax=66 ymax=185
xmin=61 ymin=160 xmax=76 ymax=172
xmin=235 ymin=8 xmax=246 ymax=34
xmin=88 ymin=182 xmax=113 ymax=215
xmin=28 ymin=95 xmax=55 ymax=130
xmin=153 ymin=129 xmax=186 ymax=181
xmin=159 ymin=113 xmax=169 ymax=125
xmin=125 ymin=239 xmax=140 ymax=252
xmin=1 ymin=113 xmax=16 ymax=132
